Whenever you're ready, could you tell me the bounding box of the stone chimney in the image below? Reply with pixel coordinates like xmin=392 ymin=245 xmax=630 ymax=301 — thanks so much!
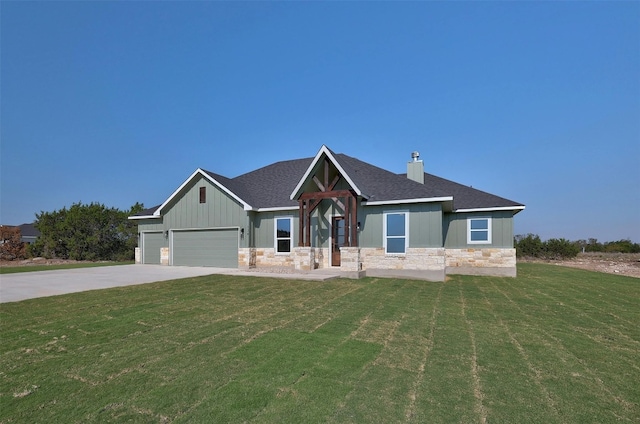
xmin=407 ymin=151 xmax=424 ymax=184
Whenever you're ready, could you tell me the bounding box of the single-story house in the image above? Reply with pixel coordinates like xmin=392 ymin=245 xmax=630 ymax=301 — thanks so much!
xmin=129 ymin=145 xmax=524 ymax=281
xmin=18 ymin=223 xmax=40 ymax=245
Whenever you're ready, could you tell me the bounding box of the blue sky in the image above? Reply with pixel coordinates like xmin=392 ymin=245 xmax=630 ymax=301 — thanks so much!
xmin=2 ymin=1 xmax=639 ymax=242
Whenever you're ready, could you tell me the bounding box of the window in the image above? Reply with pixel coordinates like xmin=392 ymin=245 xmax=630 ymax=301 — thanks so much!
xmin=199 ymin=187 xmax=206 ymax=204
xmin=384 ymin=211 xmax=408 ymax=254
xmin=468 ymin=217 xmax=492 ymax=244
xmin=275 ymin=217 xmax=292 ymax=253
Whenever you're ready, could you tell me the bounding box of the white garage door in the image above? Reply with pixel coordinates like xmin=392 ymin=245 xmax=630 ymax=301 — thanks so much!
xmin=172 ymin=229 xmax=238 ymax=268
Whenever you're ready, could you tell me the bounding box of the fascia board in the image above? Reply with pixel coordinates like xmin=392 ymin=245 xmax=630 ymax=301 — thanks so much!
xmin=454 ymin=206 xmax=526 ymax=213
xmin=289 ymin=145 xmax=363 ymax=200
xmin=156 ymin=168 xmax=253 ymax=215
xmin=127 ymin=215 xmax=161 ymax=220
xmin=363 ymin=196 xmax=453 ymax=206
xmin=256 ymin=206 xmax=299 ymax=212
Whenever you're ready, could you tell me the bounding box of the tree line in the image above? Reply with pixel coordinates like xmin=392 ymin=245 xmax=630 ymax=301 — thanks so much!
xmin=514 ymin=234 xmax=640 ymax=260
xmin=1 ymin=202 xmax=144 ymax=262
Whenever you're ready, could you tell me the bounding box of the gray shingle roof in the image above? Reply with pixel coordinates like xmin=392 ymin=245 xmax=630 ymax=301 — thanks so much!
xmin=18 ymin=223 xmax=40 ymax=237
xmin=421 ymin=173 xmax=523 ymax=210
xmin=136 ymin=205 xmax=161 ymax=216
xmin=333 ymin=153 xmax=453 ymax=202
xmin=133 ymin=148 xmax=523 ymax=216
xmin=224 ymin=158 xmax=311 ymax=209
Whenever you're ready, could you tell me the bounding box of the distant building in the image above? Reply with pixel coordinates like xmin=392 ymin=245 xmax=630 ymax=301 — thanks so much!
xmin=18 ymin=223 xmax=40 ymax=244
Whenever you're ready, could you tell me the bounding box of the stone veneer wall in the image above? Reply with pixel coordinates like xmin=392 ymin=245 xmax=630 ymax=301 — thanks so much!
xmin=239 ymin=247 xmax=329 ymax=270
xmin=250 ymin=248 xmax=295 ymax=268
xmin=445 ymin=248 xmax=516 ymax=268
xmin=239 ymin=247 xmax=517 ymax=277
xmin=445 ymin=248 xmax=517 ymax=277
xmin=134 ymin=247 xmax=141 ymax=264
xmin=360 ymin=248 xmax=446 ymax=271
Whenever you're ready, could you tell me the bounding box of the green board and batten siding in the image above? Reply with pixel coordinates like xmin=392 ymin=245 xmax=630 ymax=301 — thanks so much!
xmin=253 ymin=211 xmax=299 ymax=249
xmin=137 ymin=175 xmax=248 ymax=267
xmin=443 ymin=211 xmax=514 ymax=248
xmin=250 ymin=201 xmax=445 ymax=250
xmin=358 ymin=203 xmax=443 ymax=248
xmin=162 ymin=176 xmax=247 ymax=233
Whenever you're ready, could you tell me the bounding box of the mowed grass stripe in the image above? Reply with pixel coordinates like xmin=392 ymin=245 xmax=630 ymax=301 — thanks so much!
xmin=328 ymin=280 xmax=431 ymax=423
xmin=468 ymin=278 xmax=562 ymax=422
xmin=494 ymin=275 xmax=640 ymax=379
xmin=519 ymin=263 xmax=639 ymax=314
xmin=458 ymin=283 xmax=488 ymax=424
xmin=202 ymin=279 xmax=397 ymax=422
xmin=1 ymin=264 xmax=639 ymax=423
xmin=410 ymin=281 xmax=477 ymax=423
xmin=492 ymin=275 xmax=640 ymax=374
xmin=479 ymin=275 xmax=638 ymax=422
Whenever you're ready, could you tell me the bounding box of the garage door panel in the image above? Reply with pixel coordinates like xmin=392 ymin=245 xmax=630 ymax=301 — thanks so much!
xmin=142 ymin=233 xmax=164 ymax=264
xmin=172 ymin=229 xmax=238 ymax=268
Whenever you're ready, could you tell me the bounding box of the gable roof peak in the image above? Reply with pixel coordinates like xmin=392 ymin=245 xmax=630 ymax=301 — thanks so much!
xmin=289 ymin=145 xmax=364 ymax=200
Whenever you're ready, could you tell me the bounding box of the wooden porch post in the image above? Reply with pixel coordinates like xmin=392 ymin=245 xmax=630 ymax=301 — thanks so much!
xmin=305 ymin=202 xmax=311 ymax=247
xmin=351 ymin=195 xmax=358 ymax=246
xmin=298 ymin=199 xmax=304 ymax=247
xmin=344 ymin=195 xmax=350 ymax=247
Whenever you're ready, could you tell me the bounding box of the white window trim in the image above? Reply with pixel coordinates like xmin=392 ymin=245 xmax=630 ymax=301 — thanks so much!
xmin=274 ymin=217 xmax=293 ymax=255
xmin=383 ymin=210 xmax=409 ymax=255
xmin=467 ymin=217 xmax=492 ymax=244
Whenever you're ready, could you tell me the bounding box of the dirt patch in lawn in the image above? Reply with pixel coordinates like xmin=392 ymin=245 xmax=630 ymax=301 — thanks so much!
xmin=521 ymin=252 xmax=640 ymax=278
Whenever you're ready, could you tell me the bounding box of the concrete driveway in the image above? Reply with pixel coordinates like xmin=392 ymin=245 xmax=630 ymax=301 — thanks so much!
xmin=0 ymin=265 xmax=221 ymax=303
xmin=0 ymin=265 xmax=342 ymax=303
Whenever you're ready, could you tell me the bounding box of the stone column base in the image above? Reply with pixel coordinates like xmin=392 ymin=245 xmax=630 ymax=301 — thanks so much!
xmin=160 ymin=247 xmax=169 ymax=265
xmin=293 ymin=247 xmax=315 ymax=271
xmin=238 ymin=248 xmax=257 ymax=269
xmin=340 ymin=247 xmax=363 ymax=278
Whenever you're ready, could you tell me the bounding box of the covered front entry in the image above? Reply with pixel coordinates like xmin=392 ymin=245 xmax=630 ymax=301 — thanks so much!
xmin=172 ymin=229 xmax=238 ymax=267
xmin=291 ymin=150 xmax=360 ymax=271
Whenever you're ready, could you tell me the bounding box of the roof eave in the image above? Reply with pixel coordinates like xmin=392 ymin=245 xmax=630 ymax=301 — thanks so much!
xmin=128 ymin=214 xmax=161 ymax=220
xmin=454 ymin=205 xmax=526 ymax=214
xmin=363 ymin=196 xmax=454 ymax=207
xmin=255 ymin=206 xmax=299 ymax=212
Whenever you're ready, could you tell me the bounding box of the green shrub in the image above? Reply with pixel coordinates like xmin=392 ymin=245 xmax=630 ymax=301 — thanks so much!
xmin=514 ymin=233 xmax=544 ymax=257
xmin=515 ymin=234 xmax=580 ymax=259
xmin=543 ymin=238 xmax=580 ymax=259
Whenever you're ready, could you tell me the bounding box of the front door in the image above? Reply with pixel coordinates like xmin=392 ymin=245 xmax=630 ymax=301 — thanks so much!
xmin=332 ymin=216 xmax=345 ymax=266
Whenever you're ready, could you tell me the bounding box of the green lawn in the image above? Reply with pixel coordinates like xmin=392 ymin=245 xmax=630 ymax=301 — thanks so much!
xmin=0 ymin=261 xmax=133 ymax=274
xmin=1 ymin=263 xmax=638 ymax=423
